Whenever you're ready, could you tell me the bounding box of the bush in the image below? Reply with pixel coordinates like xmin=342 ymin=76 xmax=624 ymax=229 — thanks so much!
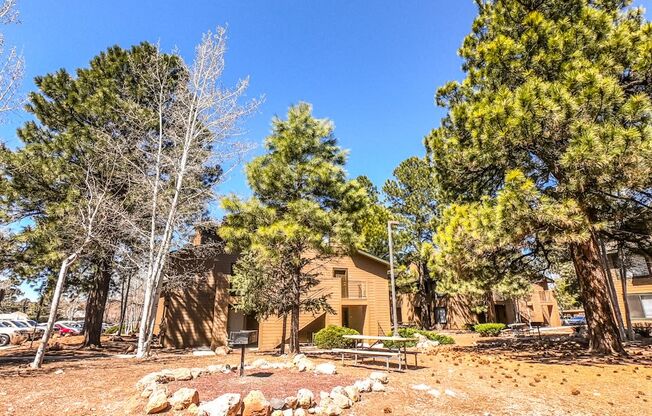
xmin=384 ymin=328 xmax=455 ymax=348
xmin=473 ymin=323 xmax=506 ymax=337
xmin=104 ymin=324 xmax=120 ymax=334
xmin=314 ymin=325 xmax=359 ymax=349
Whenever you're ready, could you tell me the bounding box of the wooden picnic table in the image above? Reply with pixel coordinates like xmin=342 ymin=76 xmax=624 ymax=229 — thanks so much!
xmin=340 ymin=334 xmax=419 ymax=370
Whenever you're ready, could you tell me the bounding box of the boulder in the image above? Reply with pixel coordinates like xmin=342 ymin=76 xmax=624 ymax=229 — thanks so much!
xmin=294 ymin=409 xmax=307 ymax=416
xmin=416 ymin=339 xmax=440 ymax=354
xmin=193 ymin=349 xmax=216 ymax=357
xmin=170 ymin=388 xmax=200 ymax=410
xmin=282 ymin=410 xmax=293 ymax=416
xmin=145 ymin=389 xmax=169 ymax=414
xmin=371 ymin=381 xmax=386 ymax=392
xmin=136 ymin=372 xmax=161 ymax=390
xmin=242 ymin=390 xmax=270 ymax=416
xmin=330 ymin=392 xmax=351 ymax=409
xmin=185 ymin=403 xmax=200 ymax=416
xmin=191 ymin=367 xmax=209 ymax=378
xmin=141 ymin=383 xmax=167 ymax=399
xmin=343 ymin=386 xmax=360 ymax=402
xmin=296 ymin=389 xmax=314 ymax=408
xmin=271 ymin=411 xmax=284 ymax=416
xmin=170 ymin=368 xmax=193 ymax=381
xmin=314 ymin=362 xmax=337 ymax=375
xmin=296 ymin=358 xmax=315 ymax=372
xmin=292 ymin=354 xmax=306 ymax=365
xmin=206 ymin=365 xmax=225 ymax=374
xmin=214 ymin=346 xmax=230 ymax=356
xmin=369 ymin=371 xmax=389 ymax=384
xmin=269 ymin=398 xmax=285 ymax=411
xmin=329 ymin=387 xmax=345 ymax=397
xmin=353 ymin=379 xmax=372 ymax=393
xmin=319 ymin=391 xmax=330 ymax=401
xmin=284 ymin=396 xmax=298 ymax=409
xmin=198 ymin=393 xmax=242 ymax=416
xmin=250 ymin=359 xmax=270 ymax=369
xmin=320 ymin=404 xmax=342 ymax=416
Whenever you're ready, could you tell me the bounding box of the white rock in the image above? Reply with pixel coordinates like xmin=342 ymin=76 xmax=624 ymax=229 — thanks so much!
xmin=371 ymin=381 xmax=386 ymax=392
xmin=282 ymin=410 xmax=293 ymax=416
xmin=292 ymin=354 xmax=307 ymax=365
xmin=54 ymin=369 xmax=64 ymax=375
xmin=294 ymin=409 xmax=307 ymax=416
xmin=169 ymin=387 xmax=199 ymax=410
xmin=354 ymin=379 xmax=372 ymax=393
xmin=136 ymin=372 xmax=160 ymax=390
xmin=250 ymin=358 xmax=270 ymax=369
xmin=206 ymin=365 xmax=224 ymax=374
xmin=411 ymin=384 xmax=431 ymax=391
xmin=145 ymin=389 xmax=169 ymax=414
xmin=427 ymin=389 xmax=441 ymax=397
xmin=191 ymin=367 xmax=209 ymax=378
xmin=198 ymin=393 xmax=242 ymax=416
xmin=319 ymin=391 xmax=330 ymax=401
xmin=193 ymin=350 xmax=216 ymax=357
xmin=330 ymin=392 xmax=352 ymax=409
xmin=314 ymin=362 xmax=337 ymax=375
xmin=369 ymin=371 xmax=389 ymax=384
xmin=344 ymin=385 xmax=360 ymax=402
xmin=297 ymin=358 xmax=315 ymax=372
xmin=297 ymin=389 xmax=314 ymax=408
xmin=444 ymin=389 xmax=457 ymax=397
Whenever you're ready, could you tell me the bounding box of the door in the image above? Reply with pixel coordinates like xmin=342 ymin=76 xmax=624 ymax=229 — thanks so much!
xmin=495 ymin=305 xmax=508 ymax=324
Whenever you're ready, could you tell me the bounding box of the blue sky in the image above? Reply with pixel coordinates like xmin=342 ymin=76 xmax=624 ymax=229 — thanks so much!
xmin=0 ymin=0 xmax=481 ymax=201
xmin=2 ymin=1 xmax=650 ymax=300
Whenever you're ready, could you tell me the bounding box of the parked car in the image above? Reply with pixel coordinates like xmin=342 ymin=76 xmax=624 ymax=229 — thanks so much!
xmin=0 ymin=321 xmax=30 ymax=346
xmin=53 ymin=321 xmax=82 ymax=336
xmin=18 ymin=320 xmax=45 ymax=338
xmin=563 ymin=315 xmax=586 ymax=326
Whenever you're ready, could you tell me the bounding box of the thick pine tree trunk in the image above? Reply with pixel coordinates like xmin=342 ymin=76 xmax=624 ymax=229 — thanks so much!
xmin=570 ymin=233 xmax=625 ymax=355
xmin=418 ymin=262 xmax=432 ymax=329
xmin=618 ymin=246 xmax=635 ymax=340
xmin=290 ymin=305 xmax=300 ymax=354
xmin=83 ymin=258 xmax=112 ymax=347
xmin=280 ymin=313 xmax=287 ymax=355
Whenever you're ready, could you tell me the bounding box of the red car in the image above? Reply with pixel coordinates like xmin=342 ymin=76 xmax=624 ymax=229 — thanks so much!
xmin=53 ymin=321 xmax=81 ymax=336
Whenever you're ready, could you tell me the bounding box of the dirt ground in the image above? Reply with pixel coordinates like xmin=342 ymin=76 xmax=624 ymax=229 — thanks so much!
xmin=0 ymin=332 xmax=650 ymax=416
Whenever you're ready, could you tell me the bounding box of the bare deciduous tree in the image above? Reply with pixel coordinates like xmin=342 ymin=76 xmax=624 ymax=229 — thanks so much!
xmin=0 ymin=0 xmax=23 ymax=117
xmin=105 ymin=28 xmax=257 ymax=358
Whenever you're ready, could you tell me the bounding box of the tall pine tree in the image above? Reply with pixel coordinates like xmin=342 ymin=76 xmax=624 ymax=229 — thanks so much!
xmin=427 ymin=0 xmax=651 ymax=354
xmin=220 ymin=103 xmax=368 ymax=353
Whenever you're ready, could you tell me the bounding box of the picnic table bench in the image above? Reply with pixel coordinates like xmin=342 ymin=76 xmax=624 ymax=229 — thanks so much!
xmin=334 ymin=334 xmax=419 ymax=371
xmin=332 ymin=348 xmax=403 ymax=370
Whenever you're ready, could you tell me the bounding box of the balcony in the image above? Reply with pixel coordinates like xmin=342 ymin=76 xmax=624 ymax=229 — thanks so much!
xmin=342 ymin=280 xmax=367 ymax=299
xmin=538 ymin=290 xmax=554 ymax=303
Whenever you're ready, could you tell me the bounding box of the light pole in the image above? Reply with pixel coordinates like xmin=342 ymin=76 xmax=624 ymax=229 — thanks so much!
xmin=387 ymin=220 xmax=400 ymax=336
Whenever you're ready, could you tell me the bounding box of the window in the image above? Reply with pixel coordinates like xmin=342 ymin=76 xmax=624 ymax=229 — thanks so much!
xmin=434 ymin=307 xmax=447 ymax=324
xmin=627 ymin=294 xmax=652 ymax=319
xmin=334 ymin=268 xmax=349 ymax=298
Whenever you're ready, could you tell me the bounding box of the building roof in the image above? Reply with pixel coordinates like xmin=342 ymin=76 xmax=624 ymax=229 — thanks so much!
xmin=357 ymin=249 xmax=390 ymax=267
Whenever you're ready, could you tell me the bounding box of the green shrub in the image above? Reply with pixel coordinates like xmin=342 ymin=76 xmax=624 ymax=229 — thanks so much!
xmin=104 ymin=324 xmax=120 ymax=334
xmin=473 ymin=323 xmax=506 ymax=337
xmin=384 ymin=328 xmax=455 ymax=348
xmin=314 ymin=325 xmax=359 ymax=349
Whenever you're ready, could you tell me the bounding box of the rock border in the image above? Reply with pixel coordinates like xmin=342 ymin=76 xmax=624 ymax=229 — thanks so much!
xmin=135 ymin=356 xmax=390 ymax=415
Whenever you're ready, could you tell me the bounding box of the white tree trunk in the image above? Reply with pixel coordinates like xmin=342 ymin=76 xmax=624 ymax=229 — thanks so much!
xmin=31 ymin=252 xmax=78 ymax=369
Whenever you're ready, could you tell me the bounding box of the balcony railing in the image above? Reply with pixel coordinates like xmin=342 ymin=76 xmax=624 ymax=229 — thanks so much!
xmin=538 ymin=291 xmax=553 ymax=303
xmin=342 ymin=280 xmax=367 ymax=299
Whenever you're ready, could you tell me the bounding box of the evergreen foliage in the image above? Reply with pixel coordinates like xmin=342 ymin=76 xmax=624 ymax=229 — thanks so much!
xmin=425 ymin=0 xmax=651 ymax=354
xmin=220 ymin=103 xmax=369 ymax=353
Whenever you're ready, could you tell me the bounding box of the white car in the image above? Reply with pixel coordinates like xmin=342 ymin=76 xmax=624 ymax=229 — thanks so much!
xmin=0 ymin=320 xmax=42 ymax=340
xmin=0 ymin=321 xmax=30 ymax=346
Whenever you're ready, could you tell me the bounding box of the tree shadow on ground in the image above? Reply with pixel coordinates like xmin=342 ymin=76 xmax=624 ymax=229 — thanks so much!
xmin=452 ymin=333 xmax=652 ymax=367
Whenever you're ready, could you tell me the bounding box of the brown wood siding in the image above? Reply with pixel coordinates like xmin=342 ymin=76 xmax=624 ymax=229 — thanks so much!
xmin=162 ymin=250 xmax=390 ymax=351
xmin=610 ymin=268 xmax=652 ymax=323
